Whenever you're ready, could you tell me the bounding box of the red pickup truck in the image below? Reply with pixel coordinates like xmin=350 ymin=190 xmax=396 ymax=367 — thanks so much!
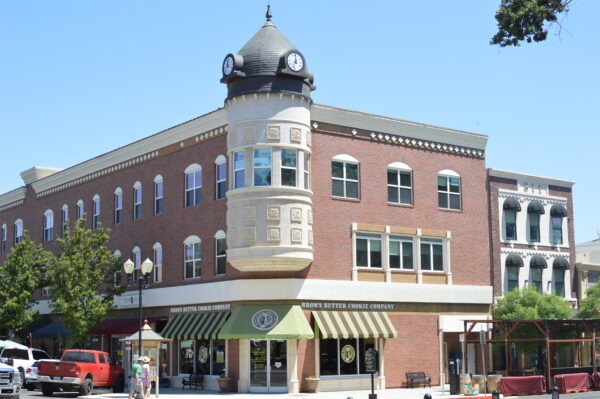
xmin=38 ymin=350 xmax=124 ymax=396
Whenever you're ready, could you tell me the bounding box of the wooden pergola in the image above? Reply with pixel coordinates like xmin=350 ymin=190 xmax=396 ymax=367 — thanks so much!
xmin=464 ymin=319 xmax=600 ymax=391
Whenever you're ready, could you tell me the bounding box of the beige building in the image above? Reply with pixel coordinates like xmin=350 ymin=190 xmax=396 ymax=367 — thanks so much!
xmin=576 ymin=239 xmax=600 ymax=300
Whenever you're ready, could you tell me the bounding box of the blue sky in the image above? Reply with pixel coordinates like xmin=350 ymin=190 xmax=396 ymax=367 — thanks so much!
xmin=1 ymin=1 xmax=598 ymax=242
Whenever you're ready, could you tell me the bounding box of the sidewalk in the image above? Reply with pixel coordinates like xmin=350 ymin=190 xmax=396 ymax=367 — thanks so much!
xmin=87 ymin=385 xmax=486 ymax=399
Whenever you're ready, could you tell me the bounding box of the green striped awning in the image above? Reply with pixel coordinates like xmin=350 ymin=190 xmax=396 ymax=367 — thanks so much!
xmin=312 ymin=311 xmax=398 ymax=339
xmin=161 ymin=312 xmax=230 ymax=340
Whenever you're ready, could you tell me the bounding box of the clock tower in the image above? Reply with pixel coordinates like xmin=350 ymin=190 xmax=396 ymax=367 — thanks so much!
xmin=221 ymin=7 xmax=316 ymax=272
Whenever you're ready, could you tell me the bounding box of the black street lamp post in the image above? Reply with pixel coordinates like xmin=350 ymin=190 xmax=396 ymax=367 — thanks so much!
xmin=123 ymin=258 xmax=153 ymax=361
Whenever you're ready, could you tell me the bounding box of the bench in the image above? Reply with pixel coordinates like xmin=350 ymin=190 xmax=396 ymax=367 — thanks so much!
xmin=406 ymin=372 xmax=432 ymax=388
xmin=181 ymin=374 xmax=204 ymax=390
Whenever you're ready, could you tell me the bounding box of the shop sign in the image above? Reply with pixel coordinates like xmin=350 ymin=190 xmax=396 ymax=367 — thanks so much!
xmin=341 ymin=345 xmax=356 ymax=363
xmin=301 ymin=301 xmax=395 ymax=311
xmin=216 ymin=350 xmax=225 ymax=363
xmin=170 ymin=303 xmax=231 ymax=313
xmin=252 ymin=309 xmax=279 ymax=330
xmin=365 ymin=348 xmax=378 ymax=373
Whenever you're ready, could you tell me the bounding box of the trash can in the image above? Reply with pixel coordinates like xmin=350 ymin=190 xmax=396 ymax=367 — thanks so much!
xmin=448 ymin=359 xmax=460 ymax=394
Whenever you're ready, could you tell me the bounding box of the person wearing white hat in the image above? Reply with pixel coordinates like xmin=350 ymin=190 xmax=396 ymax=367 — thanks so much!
xmin=141 ymin=357 xmax=151 ymax=398
xmin=128 ymin=358 xmax=145 ymax=399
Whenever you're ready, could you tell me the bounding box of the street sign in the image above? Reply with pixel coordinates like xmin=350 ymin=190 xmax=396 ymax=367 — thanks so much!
xmin=365 ymin=348 xmax=378 ymax=373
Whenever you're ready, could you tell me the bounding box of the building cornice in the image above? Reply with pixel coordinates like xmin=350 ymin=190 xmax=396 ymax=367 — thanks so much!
xmin=0 ymin=187 xmax=26 ymax=212
xmin=500 ymin=247 xmax=569 ymax=260
xmin=29 ymin=108 xmax=227 ymax=198
xmin=311 ymin=103 xmax=488 ymax=155
xmin=498 ymin=189 xmax=568 ymax=205
xmin=490 ymin=168 xmax=575 ymax=187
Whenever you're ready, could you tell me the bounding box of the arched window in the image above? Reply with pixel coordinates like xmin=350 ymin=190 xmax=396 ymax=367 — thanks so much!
xmin=114 ymin=187 xmax=123 ymax=225
xmin=503 ymin=198 xmax=521 ymax=241
xmin=131 ymin=246 xmax=141 ymax=283
xmin=552 ymin=257 xmax=569 ymax=297
xmin=154 ymin=175 xmax=164 ymax=215
xmin=387 ymin=162 xmax=413 ymax=205
xmin=153 ymin=242 xmax=163 ymax=283
xmin=76 ymin=199 xmax=85 ymax=220
xmin=183 ymin=235 xmax=201 ymax=279
xmin=527 ymin=200 xmax=544 ymax=243
xmin=43 ymin=209 xmax=54 ymax=242
xmin=215 ymin=230 xmax=227 ymax=275
xmin=133 ymin=182 xmax=142 ymax=220
xmin=14 ymin=219 xmax=23 ymax=244
xmin=61 ymin=204 xmax=69 ymax=237
xmin=437 ymin=169 xmax=461 ymax=210
xmin=1 ymin=224 xmax=7 ymax=252
xmin=332 ymin=154 xmax=359 ymax=199
xmin=215 ymin=155 xmax=227 ymax=200
xmin=529 ymin=255 xmax=547 ymax=293
xmin=551 ymin=204 xmax=567 ymax=245
xmin=113 ymin=250 xmax=122 ymax=287
xmin=92 ymin=194 xmax=100 ymax=230
xmin=184 ymin=164 xmax=202 ymax=207
xmin=505 ymin=254 xmax=523 ymax=293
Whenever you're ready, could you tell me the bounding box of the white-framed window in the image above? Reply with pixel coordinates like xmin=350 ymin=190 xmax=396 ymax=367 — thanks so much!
xmin=43 ymin=210 xmax=54 ymax=242
xmin=253 ymin=148 xmax=272 ymax=186
xmin=215 ymin=230 xmax=227 ymax=275
xmin=332 ymin=154 xmax=359 ymax=199
xmin=438 ymin=170 xmax=461 ymax=210
xmin=303 ymin=152 xmax=310 ymax=190
xmin=505 ymin=210 xmax=517 ymax=240
xmin=92 ymin=195 xmax=100 ymax=230
xmin=531 ymin=267 xmax=543 ymax=293
xmin=133 ymin=182 xmax=142 ymax=220
xmin=1 ymin=224 xmax=6 ymax=252
xmin=61 ymin=204 xmax=69 ymax=237
xmin=131 ymin=246 xmax=141 ymax=283
xmin=552 ymin=217 xmax=564 ymax=245
xmin=281 ymin=149 xmax=297 ymax=187
xmin=506 ymin=266 xmax=519 ymax=293
xmin=113 ymin=250 xmax=122 ymax=287
xmin=14 ymin=219 xmax=23 ymax=244
xmin=154 ymin=175 xmax=164 ymax=215
xmin=355 ymin=233 xmax=382 ymax=268
xmin=387 ymin=162 xmax=413 ymax=205
xmin=184 ymin=164 xmax=202 ymax=207
xmin=389 ymin=235 xmax=413 ymax=269
xmin=114 ymin=187 xmax=123 ymax=225
xmin=215 ymin=155 xmax=227 ymax=200
xmin=554 ymin=268 xmax=565 ymax=297
xmin=233 ymin=150 xmax=245 ymax=189
xmin=153 ymin=242 xmax=163 ymax=283
xmin=420 ymin=238 xmax=444 ymax=271
xmin=184 ymin=236 xmax=201 ymax=279
xmin=320 ymin=338 xmax=376 ymax=376
xmin=76 ymin=199 xmax=85 ymax=220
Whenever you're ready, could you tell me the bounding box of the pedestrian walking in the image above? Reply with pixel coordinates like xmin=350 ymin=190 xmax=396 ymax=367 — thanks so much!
xmin=128 ymin=358 xmax=144 ymax=399
xmin=142 ymin=356 xmax=152 ymax=398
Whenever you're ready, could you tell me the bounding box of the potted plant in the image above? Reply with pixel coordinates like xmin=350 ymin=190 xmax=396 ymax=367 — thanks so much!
xmin=305 ymin=375 xmax=320 ymax=393
xmin=218 ymin=370 xmax=230 ymax=392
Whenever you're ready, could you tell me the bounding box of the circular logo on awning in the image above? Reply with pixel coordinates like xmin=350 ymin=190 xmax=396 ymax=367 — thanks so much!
xmin=252 ymin=309 xmax=279 ymax=330
xmin=341 ymin=345 xmax=356 ymax=363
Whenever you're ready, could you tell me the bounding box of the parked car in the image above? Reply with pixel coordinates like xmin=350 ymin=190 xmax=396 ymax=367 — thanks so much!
xmin=0 ymin=347 xmax=50 ymax=383
xmin=0 ymin=357 xmax=22 ymax=399
xmin=38 ymin=349 xmax=125 ymax=396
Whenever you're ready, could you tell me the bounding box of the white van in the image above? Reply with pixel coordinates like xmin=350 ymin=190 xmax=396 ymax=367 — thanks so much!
xmin=0 ymin=348 xmax=49 ymax=382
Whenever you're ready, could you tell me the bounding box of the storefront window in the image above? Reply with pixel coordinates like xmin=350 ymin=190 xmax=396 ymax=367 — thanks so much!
xmin=196 ymin=339 xmax=211 ymax=375
xmin=212 ymin=340 xmax=226 ymax=375
xmin=320 ymin=338 xmax=375 ymax=376
xmin=179 ymin=340 xmax=194 ymax=374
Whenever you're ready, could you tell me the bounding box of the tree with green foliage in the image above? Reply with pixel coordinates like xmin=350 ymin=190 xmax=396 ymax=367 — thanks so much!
xmin=0 ymin=232 xmax=52 ymax=340
xmin=46 ymin=217 xmax=125 ymax=346
xmin=576 ymin=283 xmax=600 ymax=318
xmin=494 ymin=286 xmax=573 ymax=319
xmin=491 ymin=0 xmax=572 ymax=47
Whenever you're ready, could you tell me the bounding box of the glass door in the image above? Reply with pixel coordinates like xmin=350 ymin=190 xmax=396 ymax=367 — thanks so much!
xmin=250 ymin=340 xmax=287 ymax=392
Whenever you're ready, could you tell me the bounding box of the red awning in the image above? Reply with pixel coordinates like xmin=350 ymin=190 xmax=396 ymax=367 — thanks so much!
xmin=90 ymin=317 xmax=163 ymax=335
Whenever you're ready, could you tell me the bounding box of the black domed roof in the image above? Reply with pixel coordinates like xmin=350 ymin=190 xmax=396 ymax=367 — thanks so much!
xmin=221 ymin=8 xmax=315 ymax=100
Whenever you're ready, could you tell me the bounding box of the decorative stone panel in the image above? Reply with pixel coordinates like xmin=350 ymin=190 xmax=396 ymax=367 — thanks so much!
xmin=244 ymin=206 xmax=256 ymax=222
xmin=267 ymin=227 xmax=281 ymax=242
xmin=291 ymin=228 xmax=302 ymax=243
xmin=267 ymin=206 xmax=281 ymax=221
xmin=267 ymin=125 xmax=281 ymax=140
xmin=243 ymin=227 xmax=256 ymax=242
xmin=307 ymin=210 xmax=313 ymax=225
xmin=290 ymin=207 xmax=302 ymax=223
xmin=290 ymin=127 xmax=302 ymax=143
xmin=308 ymin=230 xmax=313 ymax=246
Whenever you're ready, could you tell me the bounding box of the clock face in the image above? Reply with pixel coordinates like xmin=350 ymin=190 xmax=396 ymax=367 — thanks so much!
xmin=223 ymin=55 xmax=234 ymax=75
xmin=286 ymin=52 xmax=304 ymax=72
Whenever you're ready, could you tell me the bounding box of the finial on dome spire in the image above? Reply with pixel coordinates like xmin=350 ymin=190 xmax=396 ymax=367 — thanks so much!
xmin=266 ymin=4 xmax=272 ymax=22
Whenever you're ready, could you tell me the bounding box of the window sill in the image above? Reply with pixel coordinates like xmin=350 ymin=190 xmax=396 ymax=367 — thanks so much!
xmin=387 ymin=202 xmax=413 ymax=208
xmin=390 ymin=269 xmax=416 ymax=273
xmin=354 ymin=267 xmax=384 ymax=271
xmin=320 ymin=374 xmax=378 ymax=380
xmin=438 ymin=207 xmax=462 ymax=213
xmin=421 ymin=270 xmax=446 ymax=274
xmin=332 ymin=196 xmax=361 ymax=203
xmin=184 ymin=277 xmax=202 ymax=280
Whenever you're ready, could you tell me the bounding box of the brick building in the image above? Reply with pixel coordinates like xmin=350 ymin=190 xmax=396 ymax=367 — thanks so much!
xmin=0 ymin=9 xmax=575 ymax=393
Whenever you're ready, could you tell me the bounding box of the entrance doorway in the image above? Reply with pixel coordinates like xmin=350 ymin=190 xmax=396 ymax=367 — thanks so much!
xmin=250 ymin=340 xmax=287 ymax=392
